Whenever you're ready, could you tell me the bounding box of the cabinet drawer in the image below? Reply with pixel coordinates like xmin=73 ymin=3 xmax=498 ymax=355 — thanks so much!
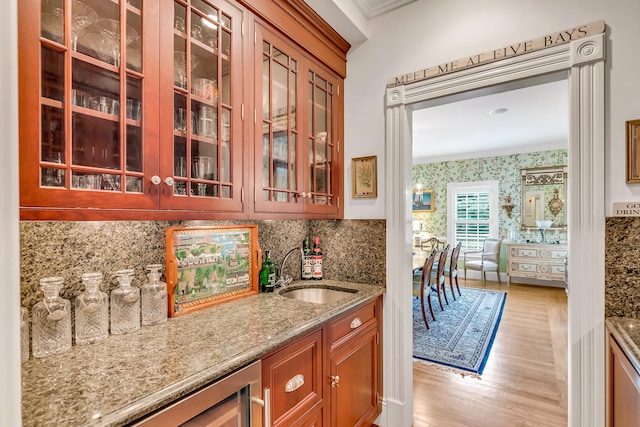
xmin=328 ymin=300 xmax=378 ymax=350
xmin=262 ymin=329 xmax=323 ymax=427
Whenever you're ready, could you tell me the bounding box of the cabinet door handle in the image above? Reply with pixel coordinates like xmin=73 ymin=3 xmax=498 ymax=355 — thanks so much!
xmin=350 ymin=317 xmax=362 ymax=329
xmin=251 ymin=387 xmax=271 ymax=427
xmin=164 ymin=177 xmax=175 ymax=186
xmin=330 ymin=375 xmax=340 ymax=388
xmin=150 ymin=175 xmax=161 ymax=185
xmin=285 ymin=374 xmax=305 ymax=393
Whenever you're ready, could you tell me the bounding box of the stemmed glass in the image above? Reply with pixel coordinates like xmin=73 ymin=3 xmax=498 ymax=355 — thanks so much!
xmin=71 ymin=0 xmax=97 ymax=51
xmin=95 ymin=19 xmax=139 ymax=67
xmin=173 ymin=51 xmax=200 ymax=89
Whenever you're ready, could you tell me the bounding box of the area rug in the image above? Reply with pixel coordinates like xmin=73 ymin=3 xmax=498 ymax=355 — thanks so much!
xmin=413 ymin=287 xmax=506 ymax=375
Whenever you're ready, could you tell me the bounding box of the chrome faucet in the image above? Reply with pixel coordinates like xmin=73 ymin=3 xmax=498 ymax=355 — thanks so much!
xmin=276 ymin=247 xmax=303 ymax=288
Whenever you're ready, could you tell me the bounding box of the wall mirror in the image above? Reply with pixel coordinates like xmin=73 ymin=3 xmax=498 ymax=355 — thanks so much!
xmin=520 ymin=166 xmax=567 ymax=229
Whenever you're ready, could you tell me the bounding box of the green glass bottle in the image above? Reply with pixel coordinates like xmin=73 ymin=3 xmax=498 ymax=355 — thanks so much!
xmin=260 ymin=250 xmax=276 ymax=292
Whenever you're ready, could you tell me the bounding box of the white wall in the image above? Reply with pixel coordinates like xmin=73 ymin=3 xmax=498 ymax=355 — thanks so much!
xmin=343 ymin=0 xmax=640 ymax=219
xmin=2 ymin=0 xmax=22 ymax=424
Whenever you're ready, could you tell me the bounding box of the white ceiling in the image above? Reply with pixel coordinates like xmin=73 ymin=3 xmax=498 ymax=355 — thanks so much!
xmin=411 ymin=78 xmax=569 ymax=163
xmin=351 ymin=0 xmax=418 ymax=19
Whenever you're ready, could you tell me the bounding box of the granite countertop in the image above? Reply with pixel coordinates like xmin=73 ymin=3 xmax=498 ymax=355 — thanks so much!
xmin=606 ymin=317 xmax=640 ymax=374
xmin=21 ymin=280 xmax=385 ymax=427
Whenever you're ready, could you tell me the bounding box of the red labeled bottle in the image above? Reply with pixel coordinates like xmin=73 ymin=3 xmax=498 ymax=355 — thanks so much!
xmin=311 ymin=237 xmax=323 ymax=280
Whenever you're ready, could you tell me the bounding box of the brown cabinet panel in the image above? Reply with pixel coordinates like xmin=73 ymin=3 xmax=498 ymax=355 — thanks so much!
xmin=261 ymin=296 xmax=382 ymax=427
xmin=327 ymin=296 xmax=382 ymax=427
xmin=262 ymin=329 xmax=323 ymax=427
xmin=328 ymin=299 xmax=377 ymax=352
xmin=329 ymin=326 xmax=379 ymax=427
xmin=609 ymin=335 xmax=640 ymax=427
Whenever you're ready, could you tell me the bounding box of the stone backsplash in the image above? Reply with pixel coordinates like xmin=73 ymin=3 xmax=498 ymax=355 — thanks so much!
xmin=606 ymin=217 xmax=640 ymax=317
xmin=20 ymin=219 xmax=386 ymax=307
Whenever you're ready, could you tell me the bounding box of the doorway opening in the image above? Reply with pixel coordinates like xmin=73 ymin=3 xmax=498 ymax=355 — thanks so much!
xmin=409 ymin=74 xmax=569 ymax=424
xmin=382 ymin=33 xmax=605 ymax=426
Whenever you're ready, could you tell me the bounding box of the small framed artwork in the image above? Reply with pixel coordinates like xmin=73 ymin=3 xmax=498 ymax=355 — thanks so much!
xmin=352 ymin=156 xmax=378 ymax=198
xmin=165 ymin=224 xmax=261 ymax=317
xmin=627 ymin=120 xmax=640 ymax=182
xmin=413 ymin=189 xmax=435 ymax=212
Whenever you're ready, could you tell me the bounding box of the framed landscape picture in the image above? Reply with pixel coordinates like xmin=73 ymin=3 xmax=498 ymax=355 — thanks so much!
xmin=413 ymin=189 xmax=435 ymax=212
xmin=166 ymin=225 xmax=261 ymax=317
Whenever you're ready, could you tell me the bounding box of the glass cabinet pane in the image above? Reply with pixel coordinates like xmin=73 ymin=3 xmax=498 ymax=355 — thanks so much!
xmin=260 ymin=40 xmax=298 ymax=203
xmin=308 ymin=71 xmax=334 ymax=206
xmin=37 ymin=0 xmax=146 ymax=195
xmin=171 ymin=0 xmax=235 ymax=201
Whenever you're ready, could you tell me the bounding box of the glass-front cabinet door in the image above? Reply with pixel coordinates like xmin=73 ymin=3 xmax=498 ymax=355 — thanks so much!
xmin=159 ymin=0 xmax=243 ymax=212
xmin=254 ymin=23 xmax=302 ymax=214
xmin=305 ymin=66 xmax=340 ymax=216
xmin=254 ymin=24 xmax=341 ymax=217
xmin=20 ymin=0 xmax=159 ymax=210
xmin=19 ymin=0 xmax=244 ymax=215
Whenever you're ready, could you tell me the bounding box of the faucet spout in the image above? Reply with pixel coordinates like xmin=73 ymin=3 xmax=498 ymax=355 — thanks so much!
xmin=277 ymin=247 xmax=303 ymax=288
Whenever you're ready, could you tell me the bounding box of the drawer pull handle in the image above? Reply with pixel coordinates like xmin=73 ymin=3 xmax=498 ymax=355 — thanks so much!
xmin=350 ymin=318 xmax=362 ymax=329
xmin=330 ymin=375 xmax=340 ymax=388
xmin=285 ymin=374 xmax=305 ymax=393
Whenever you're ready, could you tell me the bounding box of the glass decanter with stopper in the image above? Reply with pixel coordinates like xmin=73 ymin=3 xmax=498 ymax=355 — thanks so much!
xmin=110 ymin=269 xmax=140 ymax=334
xmin=141 ymin=264 xmax=168 ymax=326
xmin=32 ymin=276 xmax=71 ymax=358
xmin=20 ymin=307 xmax=29 ymax=363
xmin=75 ymin=272 xmax=109 ymax=345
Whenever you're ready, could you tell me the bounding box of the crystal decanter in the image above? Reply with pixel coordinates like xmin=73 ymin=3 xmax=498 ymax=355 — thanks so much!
xmin=32 ymin=277 xmax=71 ymax=358
xmin=75 ymin=272 xmax=109 ymax=345
xmin=110 ymin=269 xmax=140 ymax=334
xmin=20 ymin=307 xmax=29 ymax=363
xmin=141 ymin=264 xmax=168 ymax=326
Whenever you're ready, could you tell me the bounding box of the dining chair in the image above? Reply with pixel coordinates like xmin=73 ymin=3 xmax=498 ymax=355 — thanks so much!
xmin=415 ymin=249 xmax=437 ymax=329
xmin=444 ymin=242 xmax=462 ymax=300
xmin=431 ymin=244 xmax=450 ymax=310
xmin=420 ymin=237 xmax=445 ymax=251
xmin=463 ymin=238 xmax=503 ymax=286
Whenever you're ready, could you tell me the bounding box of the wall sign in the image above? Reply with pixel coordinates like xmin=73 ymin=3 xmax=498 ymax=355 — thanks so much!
xmin=388 ymin=20 xmax=605 ymax=87
xmin=612 ymin=202 xmax=640 ymax=217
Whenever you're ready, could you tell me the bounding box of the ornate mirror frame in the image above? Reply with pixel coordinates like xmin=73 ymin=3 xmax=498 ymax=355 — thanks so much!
xmin=520 ymin=166 xmax=568 ymax=230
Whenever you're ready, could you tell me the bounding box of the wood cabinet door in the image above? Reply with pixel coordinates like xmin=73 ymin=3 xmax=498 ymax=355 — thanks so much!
xmin=157 ymin=0 xmax=244 ymax=213
xmin=328 ymin=326 xmax=380 ymax=427
xmin=609 ymin=336 xmax=640 ymax=427
xmin=252 ymin=22 xmax=304 ymax=216
xmin=19 ymin=0 xmax=161 ymax=212
xmin=300 ymin=61 xmax=343 ymax=218
xmin=262 ymin=329 xmax=323 ymax=427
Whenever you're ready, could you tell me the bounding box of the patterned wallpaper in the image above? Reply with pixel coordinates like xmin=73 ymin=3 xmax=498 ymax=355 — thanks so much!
xmin=412 ymin=149 xmax=568 ymax=242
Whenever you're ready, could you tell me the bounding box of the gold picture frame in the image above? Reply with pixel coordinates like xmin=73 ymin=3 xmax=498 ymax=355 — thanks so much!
xmin=627 ymin=119 xmax=640 ymax=182
xmin=351 ymin=156 xmax=378 ymax=198
xmin=413 ymin=189 xmax=435 ymax=212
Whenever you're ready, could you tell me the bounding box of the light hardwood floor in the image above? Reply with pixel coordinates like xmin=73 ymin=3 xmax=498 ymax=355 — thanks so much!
xmin=413 ymin=277 xmax=568 ymax=427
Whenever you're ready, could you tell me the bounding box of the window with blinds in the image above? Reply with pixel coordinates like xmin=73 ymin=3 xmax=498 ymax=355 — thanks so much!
xmin=447 ymin=181 xmax=499 ymax=252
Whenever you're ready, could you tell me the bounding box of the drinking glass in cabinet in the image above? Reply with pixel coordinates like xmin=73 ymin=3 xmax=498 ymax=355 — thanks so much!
xmin=126 ymin=99 xmax=141 ymax=121
xmin=174 ymin=52 xmax=199 ymax=88
xmin=41 ymin=12 xmax=63 ymax=44
xmin=174 ymin=108 xmax=187 ymax=132
xmin=71 ymin=0 xmax=97 ymax=51
xmin=175 ymin=157 xmax=187 ymax=177
xmin=193 ymin=156 xmax=214 ymax=180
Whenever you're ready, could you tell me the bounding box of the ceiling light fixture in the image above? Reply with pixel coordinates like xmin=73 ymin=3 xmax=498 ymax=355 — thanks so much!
xmin=489 ymin=108 xmax=509 ymax=115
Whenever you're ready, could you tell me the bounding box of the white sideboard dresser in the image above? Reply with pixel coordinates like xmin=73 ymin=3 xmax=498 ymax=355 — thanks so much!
xmin=505 ymin=242 xmax=567 ymax=285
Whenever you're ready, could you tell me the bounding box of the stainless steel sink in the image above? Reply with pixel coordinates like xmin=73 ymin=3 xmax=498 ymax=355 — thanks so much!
xmin=279 ymin=286 xmax=357 ymax=304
